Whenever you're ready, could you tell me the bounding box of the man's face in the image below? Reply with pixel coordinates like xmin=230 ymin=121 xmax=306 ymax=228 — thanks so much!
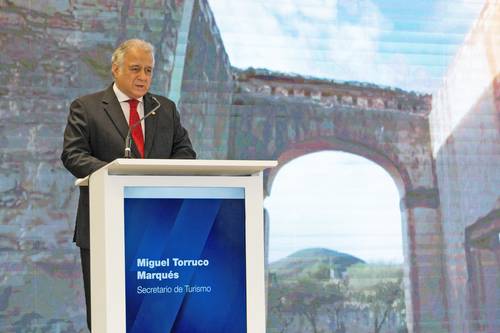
xmin=112 ymin=47 xmax=153 ymax=99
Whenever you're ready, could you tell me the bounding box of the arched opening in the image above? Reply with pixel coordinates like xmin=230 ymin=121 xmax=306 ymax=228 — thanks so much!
xmin=265 ymin=151 xmax=402 ymax=263
xmin=265 ymin=150 xmax=408 ymax=333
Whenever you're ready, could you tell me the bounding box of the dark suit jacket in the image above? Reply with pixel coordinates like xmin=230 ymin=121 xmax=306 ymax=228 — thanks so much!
xmin=61 ymin=84 xmax=196 ymax=249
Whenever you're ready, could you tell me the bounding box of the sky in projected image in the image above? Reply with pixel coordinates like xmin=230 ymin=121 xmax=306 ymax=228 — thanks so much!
xmin=209 ymin=0 xmax=484 ymax=93
xmin=264 ymin=152 xmax=403 ymax=263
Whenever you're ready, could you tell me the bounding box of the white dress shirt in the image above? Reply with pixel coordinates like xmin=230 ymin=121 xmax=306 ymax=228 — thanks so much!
xmin=112 ymin=83 xmax=145 ymax=137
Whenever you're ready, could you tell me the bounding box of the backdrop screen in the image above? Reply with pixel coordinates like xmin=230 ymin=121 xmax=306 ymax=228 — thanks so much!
xmin=1 ymin=1 xmax=499 ymax=332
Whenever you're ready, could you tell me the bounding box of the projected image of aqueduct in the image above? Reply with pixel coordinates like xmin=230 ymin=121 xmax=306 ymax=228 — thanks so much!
xmin=0 ymin=0 xmax=498 ymax=332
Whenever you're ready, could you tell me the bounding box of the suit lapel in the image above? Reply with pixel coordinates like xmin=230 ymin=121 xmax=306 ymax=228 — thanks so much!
xmin=143 ymin=93 xmax=158 ymax=158
xmin=102 ymin=85 xmax=129 ymax=139
xmin=102 ymin=85 xmax=158 ymax=158
xmin=102 ymin=85 xmax=141 ymax=158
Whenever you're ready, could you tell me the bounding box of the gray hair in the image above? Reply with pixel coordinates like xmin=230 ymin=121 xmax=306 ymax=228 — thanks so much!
xmin=111 ymin=39 xmax=155 ymax=68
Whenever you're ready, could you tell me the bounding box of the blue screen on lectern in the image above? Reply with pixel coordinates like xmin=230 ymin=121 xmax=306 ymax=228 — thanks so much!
xmin=124 ymin=187 xmax=246 ymax=333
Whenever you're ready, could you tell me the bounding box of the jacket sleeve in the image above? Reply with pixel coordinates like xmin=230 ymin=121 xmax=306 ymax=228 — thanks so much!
xmin=61 ymin=98 xmax=107 ymax=178
xmin=169 ymin=100 xmax=197 ymax=159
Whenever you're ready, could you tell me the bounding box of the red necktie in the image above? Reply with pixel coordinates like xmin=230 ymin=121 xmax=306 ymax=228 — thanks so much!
xmin=127 ymin=99 xmax=144 ymax=158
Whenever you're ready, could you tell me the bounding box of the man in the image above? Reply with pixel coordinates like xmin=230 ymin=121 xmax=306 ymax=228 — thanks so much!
xmin=61 ymin=39 xmax=196 ymax=330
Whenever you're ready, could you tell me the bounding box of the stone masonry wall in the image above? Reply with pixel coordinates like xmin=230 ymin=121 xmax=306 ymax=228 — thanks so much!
xmin=429 ymin=1 xmax=500 ymax=332
xmin=178 ymin=0 xmax=233 ymax=159
xmin=0 ymin=1 xmax=185 ymax=330
xmin=234 ymin=67 xmax=432 ymax=116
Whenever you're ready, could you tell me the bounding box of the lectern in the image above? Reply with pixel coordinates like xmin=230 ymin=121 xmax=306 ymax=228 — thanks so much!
xmin=76 ymin=159 xmax=277 ymax=333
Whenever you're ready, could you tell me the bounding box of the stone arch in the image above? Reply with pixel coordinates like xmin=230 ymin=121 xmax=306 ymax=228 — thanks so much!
xmin=263 ymin=136 xmax=437 ymax=333
xmin=228 ymin=78 xmax=447 ymax=333
xmin=265 ymin=137 xmax=410 ymax=199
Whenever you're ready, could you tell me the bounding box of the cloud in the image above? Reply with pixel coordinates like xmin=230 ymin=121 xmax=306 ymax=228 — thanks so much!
xmin=427 ymin=0 xmax=484 ymax=34
xmin=208 ymin=0 xmax=484 ymax=93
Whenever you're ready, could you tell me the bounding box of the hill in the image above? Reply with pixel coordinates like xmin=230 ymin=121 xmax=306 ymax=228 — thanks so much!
xmin=269 ymin=248 xmax=365 ymax=281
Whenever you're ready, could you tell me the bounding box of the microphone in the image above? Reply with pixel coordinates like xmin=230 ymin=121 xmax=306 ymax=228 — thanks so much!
xmin=124 ymin=96 xmax=161 ymax=158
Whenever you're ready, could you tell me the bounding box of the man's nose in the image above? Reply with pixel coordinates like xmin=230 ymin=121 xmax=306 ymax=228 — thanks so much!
xmin=138 ymin=69 xmax=148 ymax=80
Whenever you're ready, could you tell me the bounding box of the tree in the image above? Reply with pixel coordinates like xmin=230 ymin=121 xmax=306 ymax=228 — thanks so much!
xmin=352 ymin=278 xmax=405 ymax=333
xmin=323 ymin=280 xmax=348 ymax=332
xmin=285 ymin=277 xmax=324 ymax=333
xmin=268 ymin=257 xmax=351 ymax=333
xmin=268 ymin=283 xmax=295 ymax=333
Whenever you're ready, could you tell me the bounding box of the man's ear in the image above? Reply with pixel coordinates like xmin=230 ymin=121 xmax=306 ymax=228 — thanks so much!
xmin=111 ymin=63 xmax=119 ymax=78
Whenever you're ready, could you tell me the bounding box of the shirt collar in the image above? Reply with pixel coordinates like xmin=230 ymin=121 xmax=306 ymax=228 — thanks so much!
xmin=113 ymin=83 xmax=144 ymax=103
